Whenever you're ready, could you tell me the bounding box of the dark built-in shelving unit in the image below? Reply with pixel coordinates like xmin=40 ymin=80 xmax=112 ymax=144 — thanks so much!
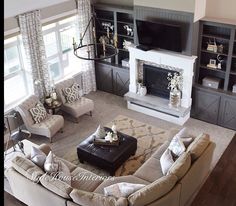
xmin=191 ymin=19 xmax=236 ymax=130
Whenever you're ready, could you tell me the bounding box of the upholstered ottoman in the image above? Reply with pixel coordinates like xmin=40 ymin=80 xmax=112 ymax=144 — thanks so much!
xmin=77 ymin=128 xmax=137 ymax=175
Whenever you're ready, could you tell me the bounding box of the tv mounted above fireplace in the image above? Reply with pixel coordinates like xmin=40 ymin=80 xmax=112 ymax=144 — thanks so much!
xmin=136 ymin=19 xmax=182 ymax=52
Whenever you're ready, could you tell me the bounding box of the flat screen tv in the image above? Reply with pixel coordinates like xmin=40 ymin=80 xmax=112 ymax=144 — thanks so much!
xmin=136 ymin=19 xmax=182 ymax=52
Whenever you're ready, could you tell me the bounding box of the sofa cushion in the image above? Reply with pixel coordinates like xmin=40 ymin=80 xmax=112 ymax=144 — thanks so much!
xmin=104 ymin=182 xmax=145 ymax=198
xmin=40 ymin=173 xmax=73 ymax=199
xmin=151 ymin=141 xmax=170 ymax=160
xmin=11 ymin=156 xmax=44 ymax=183
xmin=128 ymin=174 xmax=178 ymax=206
xmin=187 ymin=133 xmax=210 ymax=161
xmin=94 ymin=175 xmax=149 ymax=194
xmin=167 ymin=152 xmax=191 ymax=180
xmin=30 ymin=146 xmax=47 ymax=169
xmin=70 ymin=189 xmax=128 ymax=206
xmin=134 ymin=157 xmax=163 ymax=182
xmin=160 ymin=148 xmax=174 ymax=175
xmin=61 ymin=97 xmax=94 ymax=118
xmin=57 ymin=157 xmax=77 ymax=173
xmin=70 ymin=167 xmax=103 ymax=192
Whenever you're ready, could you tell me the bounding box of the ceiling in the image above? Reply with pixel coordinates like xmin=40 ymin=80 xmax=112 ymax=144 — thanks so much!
xmin=4 ymin=0 xmax=70 ymax=18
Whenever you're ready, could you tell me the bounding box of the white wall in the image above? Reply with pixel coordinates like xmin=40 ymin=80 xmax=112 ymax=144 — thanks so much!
xmin=134 ymin=0 xmax=195 ymax=12
xmin=205 ymin=0 xmax=236 ymax=21
xmin=194 ymin=0 xmax=206 ymax=22
xmin=4 ymin=0 xmax=70 ymax=18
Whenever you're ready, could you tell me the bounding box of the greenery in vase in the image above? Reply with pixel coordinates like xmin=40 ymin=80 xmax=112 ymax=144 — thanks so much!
xmin=167 ymin=72 xmax=183 ymax=91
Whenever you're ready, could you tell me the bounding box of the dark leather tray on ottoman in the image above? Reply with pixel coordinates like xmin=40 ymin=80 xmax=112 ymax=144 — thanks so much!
xmin=77 ymin=128 xmax=137 ymax=175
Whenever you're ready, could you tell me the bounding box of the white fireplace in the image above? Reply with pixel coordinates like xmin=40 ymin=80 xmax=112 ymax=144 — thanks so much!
xmin=124 ymin=45 xmax=197 ymax=125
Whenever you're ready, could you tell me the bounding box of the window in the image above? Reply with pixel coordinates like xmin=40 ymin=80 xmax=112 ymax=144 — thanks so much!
xmin=4 ymin=36 xmax=33 ymax=112
xmin=42 ymin=15 xmax=81 ymax=82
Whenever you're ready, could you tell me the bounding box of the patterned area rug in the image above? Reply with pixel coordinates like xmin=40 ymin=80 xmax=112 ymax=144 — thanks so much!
xmin=63 ymin=115 xmax=176 ymax=176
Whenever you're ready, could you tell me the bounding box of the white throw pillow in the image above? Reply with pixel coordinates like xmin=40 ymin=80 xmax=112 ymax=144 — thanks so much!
xmin=31 ymin=146 xmax=46 ymax=169
xmin=160 ymin=148 xmax=174 ymax=175
xmin=44 ymin=151 xmax=71 ymax=185
xmin=168 ymin=128 xmax=187 ymax=157
xmin=44 ymin=151 xmax=59 ymax=174
xmin=104 ymin=182 xmax=145 ymax=198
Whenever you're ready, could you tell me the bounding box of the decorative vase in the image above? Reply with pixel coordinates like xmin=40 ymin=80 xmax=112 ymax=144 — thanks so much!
xmin=139 ymin=86 xmax=147 ymax=96
xmin=169 ymin=88 xmax=181 ymax=108
xmin=111 ymin=123 xmax=117 ymax=134
xmin=45 ymin=97 xmax=53 ymax=106
xmin=137 ymin=82 xmax=142 ymax=94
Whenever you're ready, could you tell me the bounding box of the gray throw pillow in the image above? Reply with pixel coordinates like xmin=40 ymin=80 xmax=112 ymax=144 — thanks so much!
xmin=29 ymin=102 xmax=47 ymax=123
xmin=160 ymin=148 xmax=174 ymax=175
xmin=31 ymin=146 xmax=46 ymax=169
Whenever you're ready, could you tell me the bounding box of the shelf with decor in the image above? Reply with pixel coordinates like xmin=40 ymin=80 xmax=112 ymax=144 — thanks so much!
xmin=191 ymin=19 xmax=236 ymax=130
xmin=93 ymin=3 xmax=133 ymax=97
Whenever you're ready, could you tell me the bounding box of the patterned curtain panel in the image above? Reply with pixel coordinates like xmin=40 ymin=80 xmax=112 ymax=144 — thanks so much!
xmin=76 ymin=0 xmax=97 ymax=94
xmin=18 ymin=10 xmax=50 ymax=100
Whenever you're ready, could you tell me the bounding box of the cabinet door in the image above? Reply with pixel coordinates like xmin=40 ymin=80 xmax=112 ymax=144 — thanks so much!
xmin=113 ymin=67 xmax=130 ymax=96
xmin=192 ymin=88 xmax=221 ymax=124
xmin=95 ymin=63 xmax=113 ymax=93
xmin=218 ymin=96 xmax=236 ymax=130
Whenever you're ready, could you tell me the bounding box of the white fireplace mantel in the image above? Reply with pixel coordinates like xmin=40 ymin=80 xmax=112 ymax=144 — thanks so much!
xmin=125 ymin=45 xmax=197 ymax=125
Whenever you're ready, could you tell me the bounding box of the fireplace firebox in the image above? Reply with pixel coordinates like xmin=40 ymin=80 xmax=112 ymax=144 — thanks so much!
xmin=143 ymin=64 xmax=179 ymax=99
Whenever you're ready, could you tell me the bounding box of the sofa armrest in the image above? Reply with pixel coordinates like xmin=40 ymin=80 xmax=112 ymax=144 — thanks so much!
xmin=37 ymin=144 xmax=51 ymax=156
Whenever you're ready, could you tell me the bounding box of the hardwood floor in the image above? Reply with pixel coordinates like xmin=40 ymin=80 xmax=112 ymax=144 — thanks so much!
xmin=191 ymin=134 xmax=236 ymax=206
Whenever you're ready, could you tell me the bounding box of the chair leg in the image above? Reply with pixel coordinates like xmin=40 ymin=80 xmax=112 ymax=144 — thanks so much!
xmin=90 ymin=111 xmax=92 ymax=117
xmin=75 ymin=117 xmax=79 ymax=124
xmin=60 ymin=128 xmax=63 ymax=133
xmin=50 ymin=137 xmax=52 ymax=143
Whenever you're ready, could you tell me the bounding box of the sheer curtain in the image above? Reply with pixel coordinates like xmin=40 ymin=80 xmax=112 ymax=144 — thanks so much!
xmin=75 ymin=0 xmax=97 ymax=94
xmin=18 ymin=10 xmax=50 ymax=101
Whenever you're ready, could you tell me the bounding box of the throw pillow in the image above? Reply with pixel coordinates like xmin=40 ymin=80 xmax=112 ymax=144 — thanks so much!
xmin=44 ymin=151 xmax=59 ymax=174
xmin=29 ymin=102 xmax=47 ymax=123
xmin=179 ymin=137 xmax=194 ymax=148
xmin=93 ymin=125 xmax=106 ymax=139
xmin=160 ymin=148 xmax=174 ymax=175
xmin=168 ymin=135 xmax=186 ymax=157
xmin=104 ymin=182 xmax=145 ymax=198
xmin=44 ymin=151 xmax=71 ymax=185
xmin=63 ymin=83 xmax=80 ymax=103
xmin=31 ymin=146 xmax=47 ymax=169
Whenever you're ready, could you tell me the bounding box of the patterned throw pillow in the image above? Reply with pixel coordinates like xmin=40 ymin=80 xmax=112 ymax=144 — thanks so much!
xmin=29 ymin=102 xmax=47 ymax=124
xmin=63 ymin=83 xmax=80 ymax=103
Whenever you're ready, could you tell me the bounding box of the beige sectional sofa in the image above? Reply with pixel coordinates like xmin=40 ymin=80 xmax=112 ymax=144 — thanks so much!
xmin=5 ymin=133 xmax=215 ymax=206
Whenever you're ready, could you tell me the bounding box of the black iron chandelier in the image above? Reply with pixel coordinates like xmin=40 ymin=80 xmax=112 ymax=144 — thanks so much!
xmin=73 ymin=2 xmax=118 ymax=61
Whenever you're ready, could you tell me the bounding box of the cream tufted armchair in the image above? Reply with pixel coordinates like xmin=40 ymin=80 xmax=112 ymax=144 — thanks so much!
xmin=15 ymin=95 xmax=64 ymax=143
xmin=55 ymin=78 xmax=94 ymax=123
